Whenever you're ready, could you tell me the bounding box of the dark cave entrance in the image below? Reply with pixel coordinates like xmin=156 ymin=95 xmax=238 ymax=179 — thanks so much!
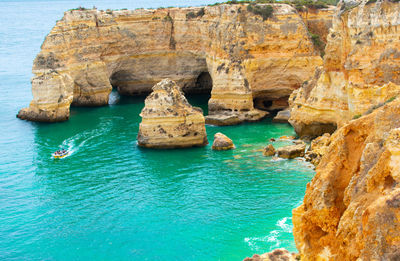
xmin=183 ymin=72 xmax=213 ymax=115
xmin=253 ymin=96 xmax=290 ymax=114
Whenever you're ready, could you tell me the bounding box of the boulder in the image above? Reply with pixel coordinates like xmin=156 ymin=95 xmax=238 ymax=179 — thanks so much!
xmin=137 ymin=79 xmax=208 ymax=148
xmin=263 ymin=144 xmax=276 ymax=156
xmin=277 ymin=144 xmax=306 ymax=159
xmin=212 ymin=132 xmax=235 ymax=150
xmin=272 ymin=109 xmax=290 ymax=123
xmin=243 ymin=248 xmax=299 ymax=261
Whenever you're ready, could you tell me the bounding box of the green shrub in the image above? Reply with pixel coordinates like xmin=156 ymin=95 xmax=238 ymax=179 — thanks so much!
xmin=352 ymin=114 xmax=362 ymax=119
xmin=69 ymin=6 xmax=88 ymax=11
xmin=163 ymin=15 xmax=173 ymax=22
xmin=366 ymin=0 xmax=377 ymax=4
xmin=186 ymin=8 xmax=205 ymax=19
xmin=247 ymin=4 xmax=273 ymax=20
xmin=385 ymin=96 xmax=397 ymax=104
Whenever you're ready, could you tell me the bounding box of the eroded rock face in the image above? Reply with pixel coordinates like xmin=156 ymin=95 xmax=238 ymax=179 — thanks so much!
xmin=272 ymin=109 xmax=290 ymax=123
xmin=305 ymin=133 xmax=331 ymax=166
xmin=289 ymin=0 xmax=400 ymax=138
xmin=212 ymin=132 xmax=235 ymax=150
xmin=293 ymin=98 xmax=400 ymax=260
xmin=137 ymin=79 xmax=207 ymax=148
xmin=18 ymin=4 xmax=322 ymax=122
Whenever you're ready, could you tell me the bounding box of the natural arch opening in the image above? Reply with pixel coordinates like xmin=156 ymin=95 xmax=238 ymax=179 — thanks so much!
xmin=182 ymin=71 xmax=213 ymax=115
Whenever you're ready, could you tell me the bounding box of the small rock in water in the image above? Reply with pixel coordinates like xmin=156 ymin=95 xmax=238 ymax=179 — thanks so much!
xmin=277 ymin=143 xmax=306 ymax=159
xmin=243 ymin=248 xmax=299 ymax=261
xmin=279 ymin=135 xmax=296 ymax=140
xmin=212 ymin=132 xmax=235 ymax=150
xmin=263 ymin=144 xmax=276 ymax=156
xmin=269 ymin=138 xmax=276 ymax=142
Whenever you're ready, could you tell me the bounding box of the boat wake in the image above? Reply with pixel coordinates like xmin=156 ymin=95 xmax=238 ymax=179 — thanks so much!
xmin=244 ymin=217 xmax=293 ymax=252
xmin=53 ymin=118 xmax=113 ymax=159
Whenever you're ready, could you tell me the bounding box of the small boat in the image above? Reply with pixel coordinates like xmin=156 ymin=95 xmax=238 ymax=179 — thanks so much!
xmin=52 ymin=149 xmax=69 ymax=159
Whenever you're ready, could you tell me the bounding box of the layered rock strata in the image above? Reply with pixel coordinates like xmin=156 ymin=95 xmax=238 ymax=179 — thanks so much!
xmin=293 ymin=97 xmax=400 ymax=260
xmin=137 ymin=79 xmax=207 ymax=148
xmin=290 ymin=0 xmax=400 ymax=138
xmin=18 ymin=3 xmax=322 ymax=122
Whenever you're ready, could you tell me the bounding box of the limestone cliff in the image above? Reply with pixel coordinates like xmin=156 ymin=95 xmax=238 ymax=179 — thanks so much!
xmin=289 ymin=0 xmax=400 ymax=138
xmin=293 ymin=98 xmax=400 ymax=260
xmin=137 ymin=79 xmax=207 ymax=148
xmin=17 ymin=4 xmax=322 ymax=122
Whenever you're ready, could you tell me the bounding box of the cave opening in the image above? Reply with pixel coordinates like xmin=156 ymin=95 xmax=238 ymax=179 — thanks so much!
xmin=183 ymin=71 xmax=213 ymax=115
xmin=253 ymin=96 xmax=290 ymax=115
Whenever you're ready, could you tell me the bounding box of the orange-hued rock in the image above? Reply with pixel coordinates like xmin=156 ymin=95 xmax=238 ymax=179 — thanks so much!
xmin=212 ymin=132 xmax=235 ymax=150
xmin=137 ymin=79 xmax=207 ymax=148
xmin=289 ymin=0 xmax=400 ymax=138
xmin=17 ymin=4 xmax=322 ymax=122
xmin=293 ymin=98 xmax=400 ymax=260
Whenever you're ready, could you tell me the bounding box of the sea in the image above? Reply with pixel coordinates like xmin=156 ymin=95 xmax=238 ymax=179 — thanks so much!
xmin=0 ymin=0 xmax=315 ymax=260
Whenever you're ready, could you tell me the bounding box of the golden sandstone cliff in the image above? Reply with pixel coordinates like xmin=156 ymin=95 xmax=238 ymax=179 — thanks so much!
xmin=291 ymin=0 xmax=400 ymax=260
xmin=17 ymin=3 xmax=324 ymax=123
xmin=293 ymin=98 xmax=400 ymax=260
xmin=289 ymin=0 xmax=400 ymax=138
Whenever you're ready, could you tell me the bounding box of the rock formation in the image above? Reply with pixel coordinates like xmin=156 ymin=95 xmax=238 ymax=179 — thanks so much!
xmin=305 ymin=133 xmax=331 ymax=166
xmin=137 ymin=79 xmax=207 ymax=148
xmin=293 ymin=97 xmax=400 ymax=260
xmin=243 ymin=248 xmax=299 ymax=261
xmin=211 ymin=132 xmax=235 ymax=150
xmin=289 ymin=0 xmax=400 ymax=138
xmin=18 ymin=3 xmax=323 ymax=123
xmin=272 ymin=109 xmax=290 ymax=123
xmin=263 ymin=144 xmax=276 ymax=156
xmin=277 ymin=143 xmax=306 ymax=159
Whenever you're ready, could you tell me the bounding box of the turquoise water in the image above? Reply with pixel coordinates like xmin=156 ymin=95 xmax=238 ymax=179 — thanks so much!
xmin=0 ymin=1 xmax=314 ymax=260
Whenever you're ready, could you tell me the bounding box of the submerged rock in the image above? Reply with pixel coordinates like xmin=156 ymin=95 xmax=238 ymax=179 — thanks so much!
xmin=263 ymin=144 xmax=276 ymax=156
xmin=137 ymin=79 xmax=208 ymax=149
xmin=212 ymin=132 xmax=235 ymax=150
xmin=243 ymin=248 xmax=299 ymax=261
xmin=277 ymin=143 xmax=306 ymax=159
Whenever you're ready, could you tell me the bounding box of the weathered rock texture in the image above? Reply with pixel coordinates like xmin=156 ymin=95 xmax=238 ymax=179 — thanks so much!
xmin=293 ymin=98 xmax=400 ymax=260
xmin=299 ymin=6 xmax=335 ymax=54
xmin=263 ymin=144 xmax=276 ymax=156
xmin=18 ymin=4 xmax=323 ymax=122
xmin=277 ymin=143 xmax=306 ymax=159
xmin=211 ymin=132 xmax=235 ymax=150
xmin=290 ymin=0 xmax=400 ymax=138
xmin=305 ymin=132 xmax=331 ymax=166
xmin=137 ymin=79 xmax=207 ymax=148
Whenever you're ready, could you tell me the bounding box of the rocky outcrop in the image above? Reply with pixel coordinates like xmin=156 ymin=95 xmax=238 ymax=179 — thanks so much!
xmin=18 ymin=3 xmax=322 ymax=122
xmin=137 ymin=79 xmax=207 ymax=148
xmin=243 ymin=248 xmax=299 ymax=261
xmin=263 ymin=144 xmax=276 ymax=156
xmin=272 ymin=109 xmax=290 ymax=123
xmin=305 ymin=132 xmax=331 ymax=166
xmin=293 ymin=98 xmax=400 ymax=260
xmin=211 ymin=132 xmax=235 ymax=150
xmin=289 ymin=0 xmax=400 ymax=138
xmin=277 ymin=143 xmax=306 ymax=159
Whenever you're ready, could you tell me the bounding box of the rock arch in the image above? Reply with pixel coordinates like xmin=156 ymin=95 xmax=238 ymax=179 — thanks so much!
xmin=17 ymin=4 xmax=324 ymax=123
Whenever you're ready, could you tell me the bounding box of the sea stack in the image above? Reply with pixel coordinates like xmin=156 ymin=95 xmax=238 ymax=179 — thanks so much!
xmin=137 ymin=79 xmax=208 ymax=149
